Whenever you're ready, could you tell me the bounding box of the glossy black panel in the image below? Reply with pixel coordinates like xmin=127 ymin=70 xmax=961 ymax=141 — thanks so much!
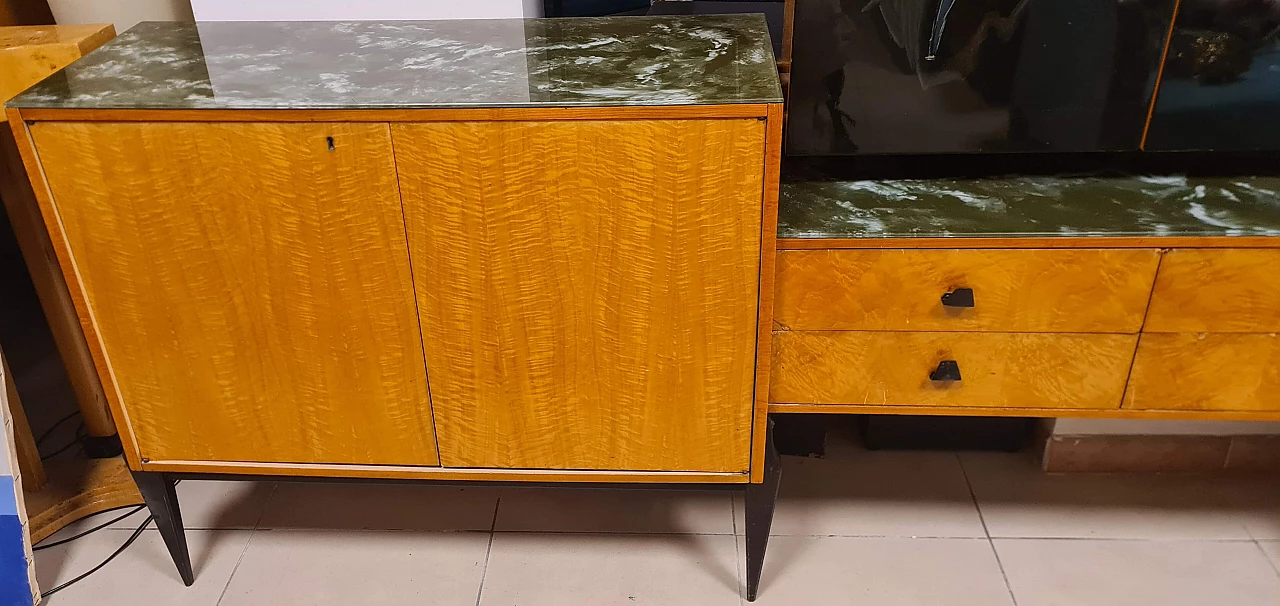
xmin=787 ymin=0 xmax=1178 ymax=155
xmin=1145 ymin=0 xmax=1280 ymax=151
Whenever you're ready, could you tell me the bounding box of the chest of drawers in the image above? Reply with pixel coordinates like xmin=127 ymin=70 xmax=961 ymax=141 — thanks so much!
xmin=772 ymin=178 xmax=1280 ymax=419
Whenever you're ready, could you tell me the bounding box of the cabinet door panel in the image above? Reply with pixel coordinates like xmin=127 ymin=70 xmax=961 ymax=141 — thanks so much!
xmin=1145 ymin=249 xmax=1280 ymax=332
xmin=1124 ymin=333 xmax=1280 ymax=412
xmin=32 ymin=122 xmax=437 ymax=466
xmin=395 ymin=119 xmax=765 ymax=472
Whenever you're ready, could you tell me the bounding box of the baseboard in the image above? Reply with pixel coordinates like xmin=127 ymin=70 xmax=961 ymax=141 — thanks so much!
xmin=1040 ymin=434 xmax=1280 ymax=473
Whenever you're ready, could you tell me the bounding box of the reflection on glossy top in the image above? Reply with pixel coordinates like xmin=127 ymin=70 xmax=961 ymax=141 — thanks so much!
xmin=780 ymin=175 xmax=1280 ymax=238
xmin=7 ymin=16 xmax=782 ymax=110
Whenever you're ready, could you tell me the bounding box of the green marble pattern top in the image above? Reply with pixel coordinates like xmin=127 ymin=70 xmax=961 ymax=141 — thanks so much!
xmin=8 ymin=15 xmax=782 ymax=110
xmin=779 ymin=176 xmax=1280 ymax=239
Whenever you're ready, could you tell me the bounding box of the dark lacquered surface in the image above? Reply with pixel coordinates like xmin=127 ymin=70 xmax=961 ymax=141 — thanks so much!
xmin=1145 ymin=0 xmax=1280 ymax=151
xmin=8 ymin=16 xmax=782 ymax=110
xmin=786 ymin=0 xmax=1177 ymax=155
xmin=779 ymin=175 xmax=1280 ymax=238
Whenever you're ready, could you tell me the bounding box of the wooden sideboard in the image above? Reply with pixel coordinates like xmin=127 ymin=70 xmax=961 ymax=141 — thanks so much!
xmin=771 ymin=177 xmax=1280 ymax=420
xmin=8 ymin=16 xmax=1280 ymax=604
xmin=6 ymin=16 xmax=787 ymax=600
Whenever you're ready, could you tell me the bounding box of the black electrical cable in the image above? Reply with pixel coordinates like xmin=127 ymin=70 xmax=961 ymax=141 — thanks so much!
xmin=34 ymin=481 xmax=175 ymax=597
xmin=34 ymin=505 xmax=147 ymax=551
xmin=40 ymin=513 xmax=154 ymax=599
xmin=40 ymin=422 xmax=87 ymax=460
xmin=34 ymin=411 xmax=80 ymax=446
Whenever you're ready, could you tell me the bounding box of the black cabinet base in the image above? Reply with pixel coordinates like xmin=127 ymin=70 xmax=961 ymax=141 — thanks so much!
xmin=129 ymin=422 xmax=784 ymax=599
xmin=130 ymin=470 xmax=194 ymax=586
xmin=745 ymin=419 xmax=782 ymax=601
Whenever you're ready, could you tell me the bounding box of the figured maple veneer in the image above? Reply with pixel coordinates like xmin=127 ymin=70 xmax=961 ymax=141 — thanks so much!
xmin=774 ymin=249 xmax=1160 ymax=333
xmin=770 ymin=331 xmax=1137 ymax=409
xmin=394 ymin=119 xmax=765 ymax=472
xmin=1124 ymin=333 xmax=1280 ymax=412
xmin=1145 ymin=249 xmax=1280 ymax=333
xmin=29 ymin=122 xmax=438 ymax=466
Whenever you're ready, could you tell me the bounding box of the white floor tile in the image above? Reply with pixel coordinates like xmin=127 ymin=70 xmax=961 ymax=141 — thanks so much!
xmin=1260 ymin=541 xmax=1280 ymax=572
xmin=218 ymin=530 xmax=489 ymax=606
xmin=495 ymin=487 xmax=734 ymax=534
xmin=747 ymin=536 xmax=1014 ymax=606
xmin=735 ymin=451 xmax=986 ymax=538
xmin=996 ymin=538 xmax=1280 ymax=606
xmin=257 ymin=482 xmax=498 ymax=531
xmin=480 ymin=533 xmax=740 ymax=606
xmin=35 ymin=529 xmax=250 ymax=606
xmin=963 ymin=453 xmax=1277 ymax=539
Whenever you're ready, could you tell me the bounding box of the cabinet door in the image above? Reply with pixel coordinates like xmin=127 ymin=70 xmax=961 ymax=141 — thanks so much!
xmin=31 ymin=122 xmax=438 ymax=466
xmin=394 ymin=119 xmax=765 ymax=472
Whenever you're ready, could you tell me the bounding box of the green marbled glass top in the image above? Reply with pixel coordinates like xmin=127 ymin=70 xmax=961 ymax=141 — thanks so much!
xmin=8 ymin=15 xmax=781 ymax=110
xmin=780 ymin=176 xmax=1280 ymax=239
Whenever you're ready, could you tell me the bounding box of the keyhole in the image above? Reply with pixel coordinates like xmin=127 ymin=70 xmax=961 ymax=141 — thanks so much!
xmin=326 ymin=136 xmax=335 ymax=151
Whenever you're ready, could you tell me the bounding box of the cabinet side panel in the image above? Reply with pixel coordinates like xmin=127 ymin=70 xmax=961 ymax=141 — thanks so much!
xmin=30 ymin=121 xmax=438 ymax=466
xmin=396 ymin=119 xmax=765 ymax=472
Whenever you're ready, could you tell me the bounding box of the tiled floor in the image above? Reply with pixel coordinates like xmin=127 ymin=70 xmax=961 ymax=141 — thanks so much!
xmin=33 ymin=448 xmax=1280 ymax=605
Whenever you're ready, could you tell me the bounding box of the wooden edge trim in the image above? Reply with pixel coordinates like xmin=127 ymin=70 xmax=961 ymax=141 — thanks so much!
xmin=777 ymin=236 xmax=1280 ymax=250
xmin=5 ymin=107 xmax=144 ymax=469
xmin=15 ymin=104 xmax=773 ymax=123
xmin=781 ymin=0 xmax=796 ymax=67
xmin=749 ymin=103 xmax=785 ymax=484
xmin=141 ymin=460 xmax=750 ymax=484
xmin=768 ymin=402 xmax=1280 ymax=421
xmin=1140 ymin=0 xmax=1183 ymax=150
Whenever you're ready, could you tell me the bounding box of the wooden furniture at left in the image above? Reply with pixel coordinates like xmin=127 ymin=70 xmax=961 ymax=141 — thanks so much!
xmin=6 ymin=15 xmax=787 ymax=599
xmin=0 ymin=23 xmax=141 ymax=543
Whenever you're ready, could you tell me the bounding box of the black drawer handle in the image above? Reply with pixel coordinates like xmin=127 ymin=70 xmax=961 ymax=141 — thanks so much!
xmin=930 ymin=360 xmax=962 ymax=382
xmin=941 ymin=288 xmax=974 ymax=308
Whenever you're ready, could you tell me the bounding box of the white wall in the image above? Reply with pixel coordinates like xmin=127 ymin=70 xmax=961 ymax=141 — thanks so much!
xmin=1053 ymin=419 xmax=1280 ymax=436
xmin=48 ymin=0 xmax=193 ymax=33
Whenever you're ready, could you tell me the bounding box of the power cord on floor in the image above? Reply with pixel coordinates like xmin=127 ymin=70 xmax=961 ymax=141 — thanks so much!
xmin=35 ymin=481 xmax=176 ymax=599
xmin=39 ymin=513 xmax=153 ymax=599
xmin=33 ymin=505 xmax=147 ymax=551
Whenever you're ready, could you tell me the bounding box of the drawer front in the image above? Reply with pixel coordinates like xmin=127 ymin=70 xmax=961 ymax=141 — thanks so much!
xmin=1145 ymin=249 xmax=1280 ymax=332
xmin=775 ymin=249 xmax=1160 ymax=333
xmin=1124 ymin=333 xmax=1280 ymax=411
xmin=771 ymin=331 xmax=1137 ymax=409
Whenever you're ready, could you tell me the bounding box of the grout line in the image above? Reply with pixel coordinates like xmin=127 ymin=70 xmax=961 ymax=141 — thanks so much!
xmin=215 ymin=482 xmax=276 ymax=605
xmin=473 ymin=497 xmax=501 ymax=606
xmin=214 ymin=531 xmax=257 ymax=606
xmin=1245 ymin=525 xmax=1280 ymax=579
xmin=731 ymin=495 xmax=744 ymax=606
xmin=1252 ymin=539 xmax=1280 ymax=578
xmin=957 ymin=454 xmax=1019 ymax=606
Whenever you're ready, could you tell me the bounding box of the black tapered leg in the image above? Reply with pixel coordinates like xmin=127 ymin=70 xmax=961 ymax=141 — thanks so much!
xmin=745 ymin=419 xmax=782 ymax=602
xmin=131 ymin=471 xmax=194 ymax=586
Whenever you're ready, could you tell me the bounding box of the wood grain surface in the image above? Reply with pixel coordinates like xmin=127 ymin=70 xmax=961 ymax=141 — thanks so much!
xmin=1124 ymin=333 xmax=1280 ymax=412
xmin=749 ymin=103 xmax=784 ymax=482
xmin=0 ymin=24 xmax=114 ymax=102
xmin=25 ymin=457 xmax=142 ymax=543
xmin=141 ymin=459 xmax=750 ymax=484
xmin=1144 ymin=249 xmax=1280 ymax=332
xmin=395 ymin=119 xmax=765 ymax=472
xmin=774 ymin=249 xmax=1161 ymax=333
xmin=30 ymin=121 xmax=438 ymax=466
xmin=770 ymin=331 xmax=1137 ymax=409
